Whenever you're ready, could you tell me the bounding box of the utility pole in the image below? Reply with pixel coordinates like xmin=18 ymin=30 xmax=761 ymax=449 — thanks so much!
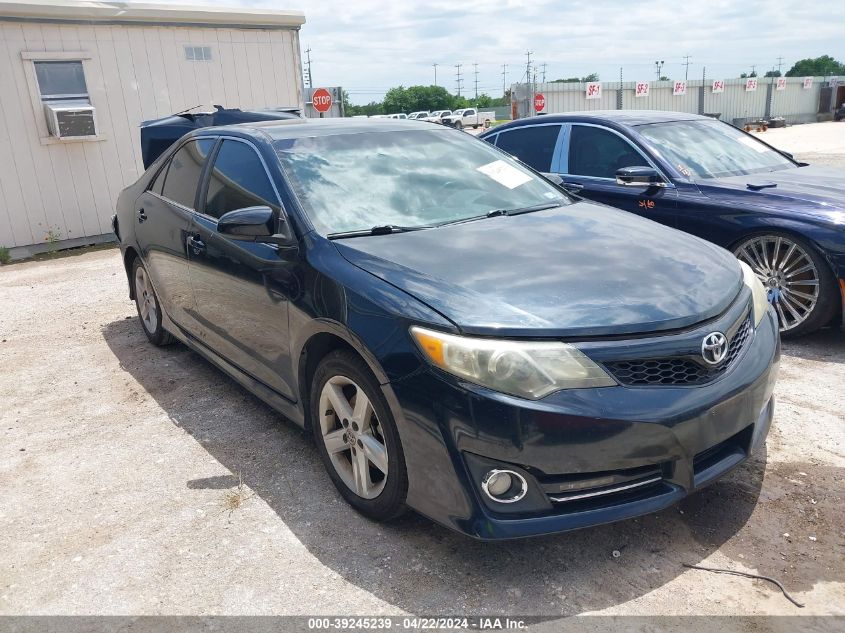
xmin=540 ymin=62 xmax=547 ymax=83
xmin=304 ymin=46 xmax=313 ymax=88
xmin=455 ymin=63 xmax=463 ymax=97
xmin=682 ymin=55 xmax=691 ymax=81
xmin=525 ymin=51 xmax=533 ymax=117
xmin=501 ymin=63 xmax=507 ymax=96
xmin=473 ymin=62 xmax=479 ymax=100
xmin=776 ymin=56 xmax=784 ymax=74
xmin=654 ymin=60 xmax=664 ymax=81
xmin=751 ymin=64 xmax=756 ymax=76
xmin=433 ymin=63 xmax=438 ymax=87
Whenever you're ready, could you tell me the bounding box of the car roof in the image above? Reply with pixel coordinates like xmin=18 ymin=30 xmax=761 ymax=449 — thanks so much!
xmin=192 ymin=117 xmax=445 ymax=141
xmin=486 ymin=110 xmax=709 ymax=133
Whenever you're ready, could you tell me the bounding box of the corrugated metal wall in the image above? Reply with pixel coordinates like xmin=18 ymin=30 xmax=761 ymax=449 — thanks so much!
xmin=0 ymin=20 xmax=303 ymax=253
xmin=514 ymin=76 xmax=842 ymax=125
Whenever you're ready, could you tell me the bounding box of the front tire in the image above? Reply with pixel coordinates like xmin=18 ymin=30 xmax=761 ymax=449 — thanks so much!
xmin=132 ymin=258 xmax=173 ymax=346
xmin=454 ymin=121 xmax=463 ymax=130
xmin=311 ymin=350 xmax=408 ymax=521
xmin=733 ymin=232 xmax=837 ymax=337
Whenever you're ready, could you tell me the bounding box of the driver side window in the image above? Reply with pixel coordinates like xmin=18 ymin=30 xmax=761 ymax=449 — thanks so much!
xmin=568 ymin=125 xmax=648 ymax=179
xmin=202 ymin=140 xmax=280 ymax=219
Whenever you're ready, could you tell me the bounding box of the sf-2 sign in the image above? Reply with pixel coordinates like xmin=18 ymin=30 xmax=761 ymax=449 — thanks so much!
xmin=311 ymin=88 xmax=333 ymax=113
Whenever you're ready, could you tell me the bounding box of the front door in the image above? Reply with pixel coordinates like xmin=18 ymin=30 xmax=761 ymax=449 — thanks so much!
xmin=561 ymin=124 xmax=677 ymax=227
xmin=135 ymin=138 xmax=214 ymax=332
xmin=187 ymin=138 xmax=299 ymax=400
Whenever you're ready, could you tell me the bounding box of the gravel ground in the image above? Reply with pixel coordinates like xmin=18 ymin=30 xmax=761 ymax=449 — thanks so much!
xmin=0 ymin=123 xmax=843 ymax=627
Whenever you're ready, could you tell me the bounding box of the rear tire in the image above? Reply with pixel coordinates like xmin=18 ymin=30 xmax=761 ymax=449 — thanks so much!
xmin=132 ymin=258 xmax=174 ymax=346
xmin=733 ymin=231 xmax=838 ymax=337
xmin=310 ymin=350 xmax=408 ymax=521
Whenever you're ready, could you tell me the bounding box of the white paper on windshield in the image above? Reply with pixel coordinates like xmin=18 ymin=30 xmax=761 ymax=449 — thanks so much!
xmin=737 ymin=135 xmax=769 ymax=153
xmin=477 ymin=160 xmax=533 ymax=189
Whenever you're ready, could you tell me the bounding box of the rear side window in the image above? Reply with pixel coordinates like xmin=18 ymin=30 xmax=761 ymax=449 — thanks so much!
xmin=160 ymin=139 xmax=214 ymax=209
xmin=203 ymin=139 xmax=279 ymax=219
xmin=568 ymin=125 xmax=648 ymax=178
xmin=496 ymin=125 xmax=561 ymax=172
xmin=149 ymin=163 xmax=169 ymax=195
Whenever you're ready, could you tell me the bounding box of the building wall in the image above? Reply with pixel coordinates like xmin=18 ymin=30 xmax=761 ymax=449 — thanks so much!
xmin=513 ymin=76 xmax=843 ymax=125
xmin=0 ymin=20 xmax=303 ymax=254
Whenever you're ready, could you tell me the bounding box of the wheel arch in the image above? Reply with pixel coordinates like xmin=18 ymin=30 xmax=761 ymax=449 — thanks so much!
xmin=123 ymin=246 xmax=140 ymax=300
xmin=295 ymin=321 xmax=393 ymax=432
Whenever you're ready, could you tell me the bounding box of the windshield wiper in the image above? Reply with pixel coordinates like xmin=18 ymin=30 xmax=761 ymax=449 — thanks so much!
xmin=434 ymin=202 xmax=563 ymax=228
xmin=327 ymin=224 xmax=431 ymax=240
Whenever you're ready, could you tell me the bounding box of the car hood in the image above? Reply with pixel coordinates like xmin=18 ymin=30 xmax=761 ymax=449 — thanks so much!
xmin=333 ymin=202 xmax=742 ymax=337
xmin=696 ymin=165 xmax=845 ymax=223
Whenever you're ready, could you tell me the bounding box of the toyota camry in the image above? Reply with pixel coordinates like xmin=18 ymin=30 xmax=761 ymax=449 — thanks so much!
xmin=113 ymin=118 xmax=779 ymax=539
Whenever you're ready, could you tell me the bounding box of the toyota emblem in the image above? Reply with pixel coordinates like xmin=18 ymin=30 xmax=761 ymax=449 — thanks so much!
xmin=701 ymin=332 xmax=728 ymax=365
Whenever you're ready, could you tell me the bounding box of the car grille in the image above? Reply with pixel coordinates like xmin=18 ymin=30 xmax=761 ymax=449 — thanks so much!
xmin=604 ymin=316 xmax=752 ymax=387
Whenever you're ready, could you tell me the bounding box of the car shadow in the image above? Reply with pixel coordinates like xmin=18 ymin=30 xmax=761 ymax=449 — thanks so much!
xmin=102 ymin=317 xmax=773 ymax=616
xmin=780 ymin=326 xmax=845 ymax=364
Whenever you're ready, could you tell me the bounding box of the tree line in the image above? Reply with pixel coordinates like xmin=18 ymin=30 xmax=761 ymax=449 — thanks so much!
xmin=342 ymin=85 xmax=510 ymax=116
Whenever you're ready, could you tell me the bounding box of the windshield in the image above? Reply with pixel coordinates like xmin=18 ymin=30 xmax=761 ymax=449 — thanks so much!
xmin=637 ymin=120 xmax=795 ymax=179
xmin=274 ymin=128 xmax=569 ymax=234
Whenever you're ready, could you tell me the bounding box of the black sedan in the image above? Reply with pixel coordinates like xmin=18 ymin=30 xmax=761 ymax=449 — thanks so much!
xmin=480 ymin=111 xmax=845 ymax=336
xmin=114 ymin=118 xmax=778 ymax=539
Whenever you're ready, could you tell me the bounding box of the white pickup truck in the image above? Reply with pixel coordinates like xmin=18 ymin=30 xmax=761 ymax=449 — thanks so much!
xmin=441 ymin=108 xmax=494 ymax=130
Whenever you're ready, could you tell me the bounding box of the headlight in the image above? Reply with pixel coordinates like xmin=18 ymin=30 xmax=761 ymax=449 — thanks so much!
xmin=410 ymin=326 xmax=616 ymax=400
xmin=739 ymin=261 xmax=770 ymax=327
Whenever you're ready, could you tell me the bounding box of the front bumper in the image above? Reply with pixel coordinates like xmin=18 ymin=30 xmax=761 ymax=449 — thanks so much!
xmin=388 ymin=307 xmax=780 ymax=540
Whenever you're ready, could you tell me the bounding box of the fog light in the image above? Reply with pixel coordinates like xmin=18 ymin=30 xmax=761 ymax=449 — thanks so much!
xmin=481 ymin=469 xmax=527 ymax=503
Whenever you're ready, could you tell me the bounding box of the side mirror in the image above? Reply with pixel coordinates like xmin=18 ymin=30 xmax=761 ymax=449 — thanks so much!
xmin=218 ymin=206 xmax=275 ymax=238
xmin=542 ymin=173 xmax=564 ymax=186
xmin=218 ymin=206 xmax=297 ymax=247
xmin=615 ymin=166 xmax=668 ymax=188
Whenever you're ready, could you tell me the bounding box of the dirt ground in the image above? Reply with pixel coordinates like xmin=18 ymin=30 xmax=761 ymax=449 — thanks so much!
xmin=0 ymin=123 xmax=843 ymax=627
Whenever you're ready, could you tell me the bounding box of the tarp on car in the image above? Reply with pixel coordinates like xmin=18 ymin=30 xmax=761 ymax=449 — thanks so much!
xmin=139 ymin=105 xmax=301 ymax=168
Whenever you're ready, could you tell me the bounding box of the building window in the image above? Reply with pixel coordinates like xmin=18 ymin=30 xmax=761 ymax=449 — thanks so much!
xmin=185 ymin=45 xmax=212 ymax=61
xmin=34 ymin=60 xmax=89 ymax=103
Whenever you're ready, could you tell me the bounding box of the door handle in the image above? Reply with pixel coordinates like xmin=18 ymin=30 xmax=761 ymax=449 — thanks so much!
xmin=562 ymin=182 xmax=583 ymax=194
xmin=137 ymin=208 xmax=147 ymax=223
xmin=187 ymin=234 xmax=206 ymax=256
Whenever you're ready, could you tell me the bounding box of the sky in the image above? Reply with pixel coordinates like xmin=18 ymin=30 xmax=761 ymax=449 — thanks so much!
xmin=178 ymin=0 xmax=844 ymax=104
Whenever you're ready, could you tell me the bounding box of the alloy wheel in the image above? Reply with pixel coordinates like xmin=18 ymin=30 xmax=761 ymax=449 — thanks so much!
xmin=134 ymin=265 xmax=158 ymax=333
xmin=734 ymin=235 xmax=820 ymax=332
xmin=318 ymin=375 xmax=389 ymax=499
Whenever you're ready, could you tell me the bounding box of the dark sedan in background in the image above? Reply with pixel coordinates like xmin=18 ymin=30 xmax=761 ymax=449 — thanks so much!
xmin=114 ymin=118 xmax=778 ymax=539
xmin=480 ymin=111 xmax=845 ymax=336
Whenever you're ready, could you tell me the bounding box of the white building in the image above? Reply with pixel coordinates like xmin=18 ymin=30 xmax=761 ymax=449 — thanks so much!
xmin=0 ymin=1 xmax=306 ymax=259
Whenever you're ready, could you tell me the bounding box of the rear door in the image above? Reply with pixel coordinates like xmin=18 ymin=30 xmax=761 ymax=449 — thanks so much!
xmin=187 ymin=137 xmax=299 ymax=399
xmin=562 ymin=123 xmax=677 ymax=226
xmin=135 ymin=138 xmax=214 ymax=331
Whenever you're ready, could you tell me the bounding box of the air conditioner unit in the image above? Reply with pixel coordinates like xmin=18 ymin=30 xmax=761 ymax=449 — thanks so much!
xmin=44 ymin=101 xmax=97 ymax=138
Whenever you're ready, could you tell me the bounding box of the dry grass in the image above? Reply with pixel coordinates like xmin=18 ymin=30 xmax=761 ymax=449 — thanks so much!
xmin=221 ymin=472 xmax=254 ymax=517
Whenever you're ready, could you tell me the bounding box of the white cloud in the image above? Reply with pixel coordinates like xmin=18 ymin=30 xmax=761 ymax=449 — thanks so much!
xmin=172 ymin=0 xmax=844 ymax=103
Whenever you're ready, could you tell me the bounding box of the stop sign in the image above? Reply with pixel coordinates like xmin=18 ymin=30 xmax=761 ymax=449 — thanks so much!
xmin=312 ymin=87 xmax=332 ymax=113
xmin=533 ymin=93 xmax=545 ymax=112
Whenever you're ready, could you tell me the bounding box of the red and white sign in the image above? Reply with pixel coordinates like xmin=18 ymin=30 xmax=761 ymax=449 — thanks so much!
xmin=585 ymin=82 xmax=602 ymax=100
xmin=533 ymin=93 xmax=545 ymax=112
xmin=311 ymin=87 xmax=333 ymax=113
xmin=776 ymin=78 xmax=787 ymax=91
xmin=745 ymin=78 xmax=758 ymax=92
xmin=673 ymin=81 xmax=687 ymax=96
xmin=803 ymin=77 xmax=813 ymax=90
xmin=634 ymin=81 xmax=650 ymax=97
xmin=711 ymin=80 xmax=725 ymax=94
